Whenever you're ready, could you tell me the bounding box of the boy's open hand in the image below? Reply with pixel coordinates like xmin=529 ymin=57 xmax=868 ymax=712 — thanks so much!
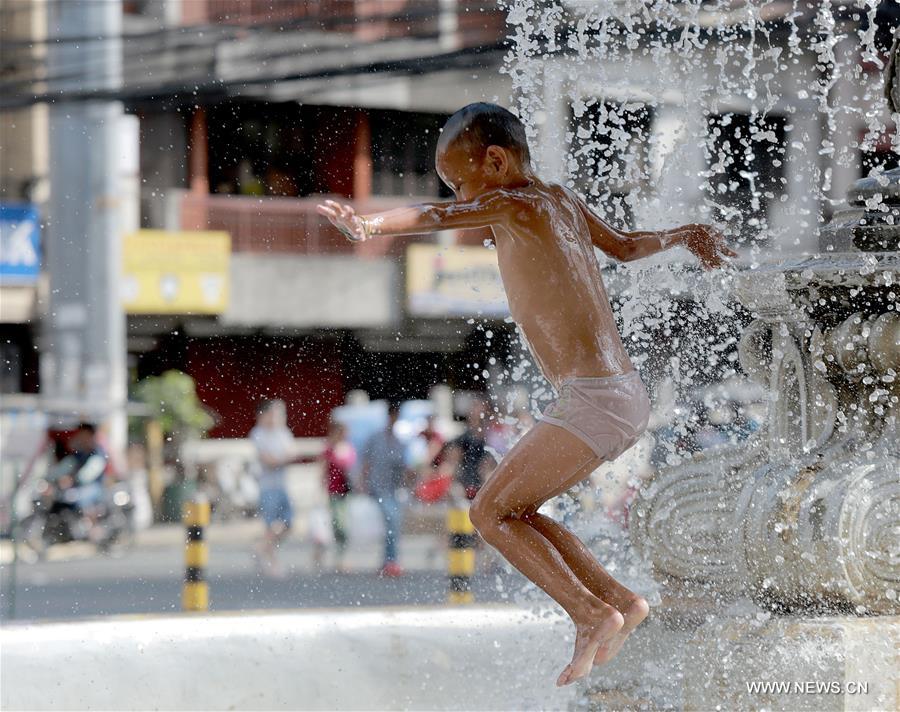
xmin=316 ymin=199 xmax=368 ymax=242
xmin=681 ymin=224 xmax=737 ymax=270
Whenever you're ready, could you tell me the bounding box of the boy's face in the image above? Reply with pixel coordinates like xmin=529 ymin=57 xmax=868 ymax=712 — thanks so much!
xmin=436 ymin=141 xmax=512 ymax=200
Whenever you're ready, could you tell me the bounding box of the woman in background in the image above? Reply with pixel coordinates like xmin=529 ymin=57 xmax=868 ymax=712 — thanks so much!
xmin=250 ymin=400 xmax=296 ymax=579
xmin=315 ymin=421 xmax=356 ymax=571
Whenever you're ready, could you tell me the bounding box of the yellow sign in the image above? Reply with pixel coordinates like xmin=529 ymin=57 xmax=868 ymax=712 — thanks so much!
xmin=406 ymin=243 xmax=508 ymax=317
xmin=122 ymin=230 xmax=230 ymax=314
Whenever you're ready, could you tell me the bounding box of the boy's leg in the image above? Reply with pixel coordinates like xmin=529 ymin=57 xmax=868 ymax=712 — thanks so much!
xmin=274 ymin=489 xmax=293 ymax=548
xmin=259 ymin=491 xmax=290 ymax=578
xmin=523 ymin=512 xmax=649 ymax=665
xmin=523 ymin=512 xmax=641 ymax=608
xmin=469 ymin=421 xmax=623 ymax=686
xmin=512 ymin=463 xmax=645 ymax=612
xmin=257 ymin=490 xmax=277 ymax=566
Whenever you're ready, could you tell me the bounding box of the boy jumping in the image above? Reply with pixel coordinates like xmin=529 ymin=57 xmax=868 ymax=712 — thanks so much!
xmin=318 ymin=103 xmax=735 ymax=686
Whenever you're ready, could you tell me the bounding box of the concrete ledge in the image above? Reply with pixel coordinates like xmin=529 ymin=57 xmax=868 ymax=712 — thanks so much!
xmin=8 ymin=602 xmax=893 ymax=711
xmin=224 ymin=254 xmax=400 ymax=329
xmin=0 ymin=606 xmax=577 ymax=711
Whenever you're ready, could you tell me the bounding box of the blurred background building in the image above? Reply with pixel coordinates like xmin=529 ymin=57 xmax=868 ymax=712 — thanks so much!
xmin=1 ymin=0 xmax=897 ymax=435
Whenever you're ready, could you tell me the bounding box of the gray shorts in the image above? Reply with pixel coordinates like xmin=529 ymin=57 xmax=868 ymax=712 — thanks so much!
xmin=539 ymin=370 xmax=651 ymax=461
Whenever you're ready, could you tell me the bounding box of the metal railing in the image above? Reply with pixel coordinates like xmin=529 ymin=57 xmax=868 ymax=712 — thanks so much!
xmin=206 ymin=0 xmax=352 ymax=26
xmin=196 ymin=0 xmax=505 ymax=46
xmin=179 ymin=192 xmax=444 ymax=256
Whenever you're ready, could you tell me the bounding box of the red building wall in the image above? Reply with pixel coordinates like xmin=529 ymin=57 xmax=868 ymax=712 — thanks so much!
xmin=311 ymin=108 xmax=370 ymax=198
xmin=185 ymin=337 xmax=345 ymax=438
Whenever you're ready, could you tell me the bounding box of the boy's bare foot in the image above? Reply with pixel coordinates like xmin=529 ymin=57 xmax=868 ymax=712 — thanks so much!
xmin=556 ymin=605 xmax=624 ymax=687
xmin=593 ymin=596 xmax=649 ymax=666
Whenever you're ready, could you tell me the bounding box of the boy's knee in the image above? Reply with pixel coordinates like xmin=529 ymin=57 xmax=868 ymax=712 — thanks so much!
xmin=468 ymin=496 xmax=497 ymax=535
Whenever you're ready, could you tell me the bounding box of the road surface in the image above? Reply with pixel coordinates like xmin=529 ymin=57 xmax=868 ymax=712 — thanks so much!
xmin=0 ymin=520 xmax=525 ymax=621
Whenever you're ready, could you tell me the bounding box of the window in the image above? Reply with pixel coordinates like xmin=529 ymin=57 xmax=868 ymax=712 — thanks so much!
xmin=705 ymin=112 xmax=787 ymax=245
xmin=569 ymin=99 xmax=654 ymax=229
xmin=860 ymin=128 xmax=899 ymax=178
xmin=207 ymin=103 xmax=319 ymax=198
xmin=0 ymin=340 xmax=22 ymax=394
xmin=371 ymin=110 xmax=450 ymax=198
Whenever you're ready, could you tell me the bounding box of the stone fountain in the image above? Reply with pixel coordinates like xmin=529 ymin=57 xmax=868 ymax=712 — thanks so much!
xmin=597 ymin=32 xmax=900 ymax=712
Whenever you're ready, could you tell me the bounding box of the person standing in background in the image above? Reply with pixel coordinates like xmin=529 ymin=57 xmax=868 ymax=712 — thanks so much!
xmin=420 ymin=414 xmax=445 ymax=468
xmin=319 ymin=421 xmax=356 ymax=571
xmin=452 ymin=397 xmax=488 ymax=500
xmin=250 ymin=399 xmax=295 ymax=579
xmin=360 ymin=402 xmax=409 ymax=577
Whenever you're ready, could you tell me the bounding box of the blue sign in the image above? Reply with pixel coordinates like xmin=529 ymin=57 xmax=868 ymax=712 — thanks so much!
xmin=0 ymin=203 xmax=41 ymax=284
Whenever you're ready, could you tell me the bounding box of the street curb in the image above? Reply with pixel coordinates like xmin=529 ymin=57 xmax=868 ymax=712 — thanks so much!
xmin=1 ymin=605 xmax=576 ymax=711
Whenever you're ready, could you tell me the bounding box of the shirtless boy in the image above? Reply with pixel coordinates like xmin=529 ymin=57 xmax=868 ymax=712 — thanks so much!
xmin=317 ymin=102 xmax=735 ymax=686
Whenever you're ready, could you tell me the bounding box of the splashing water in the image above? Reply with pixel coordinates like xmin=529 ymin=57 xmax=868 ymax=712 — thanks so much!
xmin=491 ymin=0 xmax=899 ymax=651
xmin=504 ymin=0 xmax=889 ymax=228
xmin=495 ymin=0 xmax=894 ymax=459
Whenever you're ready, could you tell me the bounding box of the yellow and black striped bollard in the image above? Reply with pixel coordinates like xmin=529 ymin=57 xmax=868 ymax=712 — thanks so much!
xmin=447 ymin=507 xmax=476 ymax=604
xmin=182 ymin=498 xmax=210 ymax=611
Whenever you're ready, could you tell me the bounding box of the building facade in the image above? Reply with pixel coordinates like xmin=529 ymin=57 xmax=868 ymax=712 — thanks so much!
xmin=0 ymin=0 xmax=48 ymax=395
xmin=121 ymin=0 xmax=513 ymax=436
xmin=2 ymin=0 xmax=897 ymax=437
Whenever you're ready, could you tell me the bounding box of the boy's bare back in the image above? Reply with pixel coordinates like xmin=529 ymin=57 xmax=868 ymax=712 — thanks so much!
xmin=480 ymin=180 xmax=634 ymax=388
xmin=318 ymin=107 xmax=731 ymax=392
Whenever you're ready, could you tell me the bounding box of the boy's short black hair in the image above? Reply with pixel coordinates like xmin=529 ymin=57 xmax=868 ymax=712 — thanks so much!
xmin=439 ymin=102 xmax=531 ymax=164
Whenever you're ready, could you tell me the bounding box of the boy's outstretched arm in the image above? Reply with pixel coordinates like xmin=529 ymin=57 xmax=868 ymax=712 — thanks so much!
xmin=572 ymin=193 xmax=737 ymax=270
xmin=316 ymin=191 xmax=513 ymax=242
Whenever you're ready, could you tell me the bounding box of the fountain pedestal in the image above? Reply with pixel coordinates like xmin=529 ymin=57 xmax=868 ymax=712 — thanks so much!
xmin=589 ymin=111 xmax=900 ymax=711
xmin=583 ymin=610 xmax=899 ymax=711
xmin=629 ymin=246 xmax=899 ymax=614
xmin=583 ymin=191 xmax=899 ymax=711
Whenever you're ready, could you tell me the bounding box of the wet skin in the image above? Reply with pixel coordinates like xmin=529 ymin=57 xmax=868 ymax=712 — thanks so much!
xmin=317 ymin=143 xmax=734 ymax=387
xmin=317 ymin=136 xmax=735 ymax=685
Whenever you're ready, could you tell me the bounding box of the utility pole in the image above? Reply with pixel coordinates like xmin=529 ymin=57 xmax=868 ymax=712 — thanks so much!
xmin=44 ymin=0 xmax=126 ymax=449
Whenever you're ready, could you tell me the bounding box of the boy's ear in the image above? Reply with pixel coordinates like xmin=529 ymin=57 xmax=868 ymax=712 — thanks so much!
xmin=485 ymin=145 xmax=508 ymax=175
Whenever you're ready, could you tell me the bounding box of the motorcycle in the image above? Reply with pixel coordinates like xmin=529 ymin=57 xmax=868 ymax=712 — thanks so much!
xmin=17 ymin=478 xmax=136 ymax=559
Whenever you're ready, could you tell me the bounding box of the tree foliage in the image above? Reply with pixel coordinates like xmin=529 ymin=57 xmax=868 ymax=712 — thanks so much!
xmin=134 ymin=370 xmax=214 ymax=437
